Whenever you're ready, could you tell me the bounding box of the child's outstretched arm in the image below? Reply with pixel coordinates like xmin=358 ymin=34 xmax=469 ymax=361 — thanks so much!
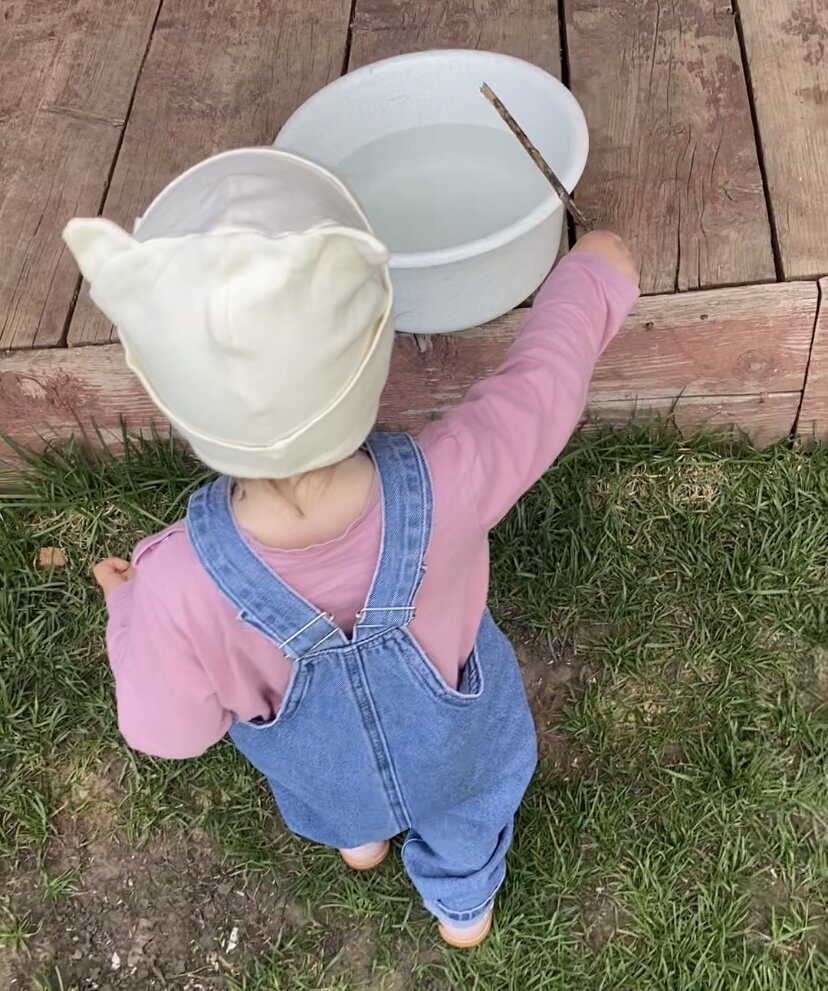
xmin=437 ymin=231 xmax=640 ymax=530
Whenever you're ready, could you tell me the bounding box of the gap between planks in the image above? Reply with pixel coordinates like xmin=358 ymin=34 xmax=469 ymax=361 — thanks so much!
xmin=796 ymin=278 xmax=828 ymax=440
xmin=736 ymin=0 xmax=828 ymax=281
xmin=563 ymin=0 xmax=776 ymax=293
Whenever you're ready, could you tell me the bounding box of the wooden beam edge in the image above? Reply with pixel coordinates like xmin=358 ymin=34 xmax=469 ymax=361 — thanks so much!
xmin=3 ymin=279 xmax=820 ymax=456
xmin=797 ymin=277 xmax=828 ymax=441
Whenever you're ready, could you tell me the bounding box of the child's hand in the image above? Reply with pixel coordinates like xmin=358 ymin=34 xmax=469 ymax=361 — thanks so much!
xmin=571 ymin=231 xmax=640 ymax=287
xmin=93 ymin=558 xmax=136 ymax=596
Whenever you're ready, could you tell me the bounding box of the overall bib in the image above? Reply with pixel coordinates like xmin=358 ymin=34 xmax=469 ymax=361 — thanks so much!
xmin=186 ymin=433 xmax=537 ymax=924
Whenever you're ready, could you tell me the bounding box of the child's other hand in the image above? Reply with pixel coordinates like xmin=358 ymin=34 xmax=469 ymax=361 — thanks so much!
xmin=571 ymin=231 xmax=640 ymax=287
xmin=93 ymin=558 xmax=136 ymax=596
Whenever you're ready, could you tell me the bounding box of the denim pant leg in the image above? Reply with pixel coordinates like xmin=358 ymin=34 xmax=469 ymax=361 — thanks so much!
xmin=402 ymin=817 xmax=514 ymax=926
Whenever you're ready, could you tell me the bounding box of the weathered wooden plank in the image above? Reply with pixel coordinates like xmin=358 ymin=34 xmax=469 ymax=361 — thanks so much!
xmin=738 ymin=0 xmax=828 ymax=280
xmin=381 ymin=282 xmax=816 ymax=415
xmin=0 ymin=0 xmax=162 ymax=349
xmin=798 ymin=279 xmax=828 ymax=439
xmin=0 ymin=345 xmax=158 ymax=456
xmin=4 ymin=282 xmax=815 ymax=458
xmin=565 ymin=0 xmax=775 ymax=294
xmin=584 ymin=392 xmax=800 ymax=448
xmin=0 ymin=343 xmax=798 ymax=460
xmin=593 ymin=281 xmax=815 ymax=399
xmin=67 ymin=0 xmax=353 ymax=346
xmin=349 ymin=0 xmax=561 ymax=75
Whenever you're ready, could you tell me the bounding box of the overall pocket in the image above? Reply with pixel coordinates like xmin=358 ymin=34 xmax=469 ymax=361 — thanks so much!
xmin=405 ymin=640 xmax=486 ymax=707
xmin=235 ymin=659 xmax=312 ymax=730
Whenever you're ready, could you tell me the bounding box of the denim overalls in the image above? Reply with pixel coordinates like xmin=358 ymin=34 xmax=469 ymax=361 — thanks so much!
xmin=186 ymin=433 xmax=537 ymax=925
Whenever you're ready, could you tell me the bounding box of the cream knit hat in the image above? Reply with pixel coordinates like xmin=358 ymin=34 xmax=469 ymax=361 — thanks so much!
xmin=62 ymin=148 xmax=394 ymax=477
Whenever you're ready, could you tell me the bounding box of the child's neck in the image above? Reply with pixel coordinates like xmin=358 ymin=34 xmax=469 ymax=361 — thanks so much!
xmin=231 ymin=452 xmax=376 ymax=551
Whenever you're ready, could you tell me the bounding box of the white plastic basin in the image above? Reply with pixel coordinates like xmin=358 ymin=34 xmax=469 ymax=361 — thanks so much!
xmin=275 ymin=49 xmax=588 ymax=334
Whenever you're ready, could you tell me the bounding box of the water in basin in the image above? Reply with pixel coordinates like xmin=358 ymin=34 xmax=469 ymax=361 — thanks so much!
xmin=335 ymin=123 xmax=553 ymax=254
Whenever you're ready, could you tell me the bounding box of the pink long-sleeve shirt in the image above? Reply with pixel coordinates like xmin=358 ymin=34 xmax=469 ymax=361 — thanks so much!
xmin=104 ymin=252 xmax=639 ymax=759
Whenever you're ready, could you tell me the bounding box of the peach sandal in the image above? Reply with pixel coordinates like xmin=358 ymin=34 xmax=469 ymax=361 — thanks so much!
xmin=438 ymin=908 xmax=493 ymax=948
xmin=339 ymin=840 xmax=390 ymax=871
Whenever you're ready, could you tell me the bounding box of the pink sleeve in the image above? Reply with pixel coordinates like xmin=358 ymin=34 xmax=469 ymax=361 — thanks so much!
xmin=104 ymin=569 xmax=231 ymax=759
xmin=438 ymin=251 xmax=639 ymax=529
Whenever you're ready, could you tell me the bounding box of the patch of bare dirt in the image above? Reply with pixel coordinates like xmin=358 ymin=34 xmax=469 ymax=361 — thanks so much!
xmin=744 ymin=871 xmax=828 ymax=958
xmin=328 ymin=923 xmax=378 ymax=985
xmin=331 ymin=929 xmax=441 ymax=991
xmin=2 ymin=827 xmax=305 ymax=990
xmin=517 ymin=633 xmax=597 ymax=775
xmin=578 ymin=885 xmax=628 ymax=949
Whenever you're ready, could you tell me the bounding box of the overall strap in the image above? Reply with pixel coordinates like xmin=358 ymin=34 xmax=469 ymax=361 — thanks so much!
xmin=186 ymin=476 xmax=347 ymax=660
xmin=353 ymin=433 xmax=433 ymax=641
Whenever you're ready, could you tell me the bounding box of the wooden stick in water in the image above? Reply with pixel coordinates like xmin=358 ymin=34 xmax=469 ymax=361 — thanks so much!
xmin=481 ymin=82 xmax=594 ymax=231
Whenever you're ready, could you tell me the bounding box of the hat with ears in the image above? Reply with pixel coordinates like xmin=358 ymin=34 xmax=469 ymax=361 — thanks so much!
xmin=63 ymin=148 xmax=394 ymax=478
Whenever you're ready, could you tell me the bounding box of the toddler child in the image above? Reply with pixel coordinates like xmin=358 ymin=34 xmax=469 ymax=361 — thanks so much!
xmin=63 ymin=148 xmax=639 ymax=948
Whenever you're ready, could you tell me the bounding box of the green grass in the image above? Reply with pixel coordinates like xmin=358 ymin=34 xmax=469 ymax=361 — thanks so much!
xmin=1 ymin=426 xmax=827 ymax=989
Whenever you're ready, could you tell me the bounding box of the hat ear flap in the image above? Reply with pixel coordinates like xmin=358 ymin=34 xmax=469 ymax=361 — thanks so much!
xmin=62 ymin=218 xmax=138 ymax=282
xmin=348 ymin=232 xmax=390 ymax=267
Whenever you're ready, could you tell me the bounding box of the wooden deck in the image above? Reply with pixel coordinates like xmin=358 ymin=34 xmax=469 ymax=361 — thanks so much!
xmin=1 ymin=0 xmax=827 ymax=453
